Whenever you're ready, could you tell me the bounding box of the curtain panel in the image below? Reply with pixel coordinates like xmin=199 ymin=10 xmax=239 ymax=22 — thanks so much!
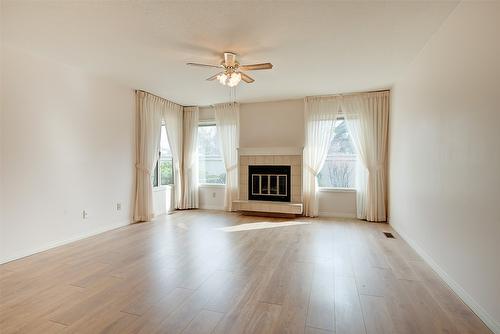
xmin=303 ymin=96 xmax=342 ymax=217
xmin=214 ymin=102 xmax=240 ymax=211
xmin=162 ymin=102 xmax=184 ymax=209
xmin=342 ymin=91 xmax=389 ymax=222
xmin=181 ymin=106 xmax=199 ymax=209
xmin=133 ymin=91 xmax=164 ymax=222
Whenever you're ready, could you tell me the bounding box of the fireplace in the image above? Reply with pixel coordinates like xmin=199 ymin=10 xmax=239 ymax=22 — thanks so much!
xmin=248 ymin=165 xmax=291 ymax=202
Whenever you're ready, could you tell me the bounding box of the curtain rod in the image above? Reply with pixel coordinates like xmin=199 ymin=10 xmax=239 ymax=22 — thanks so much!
xmin=135 ymin=89 xmax=184 ymax=107
xmin=306 ymin=88 xmax=390 ymax=99
xmin=136 ymin=88 xmax=390 ymax=108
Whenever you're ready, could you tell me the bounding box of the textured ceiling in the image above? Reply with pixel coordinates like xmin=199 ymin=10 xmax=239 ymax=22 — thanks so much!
xmin=2 ymin=1 xmax=458 ymax=105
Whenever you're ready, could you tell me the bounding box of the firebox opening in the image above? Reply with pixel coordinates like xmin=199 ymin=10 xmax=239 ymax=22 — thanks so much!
xmin=248 ymin=165 xmax=291 ymax=202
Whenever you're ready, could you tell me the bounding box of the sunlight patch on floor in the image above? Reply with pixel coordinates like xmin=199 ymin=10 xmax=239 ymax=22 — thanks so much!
xmin=176 ymin=222 xmax=189 ymax=230
xmin=217 ymin=221 xmax=311 ymax=232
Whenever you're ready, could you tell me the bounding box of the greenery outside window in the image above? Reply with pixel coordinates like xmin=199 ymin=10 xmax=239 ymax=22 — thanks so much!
xmin=153 ymin=125 xmax=174 ymax=187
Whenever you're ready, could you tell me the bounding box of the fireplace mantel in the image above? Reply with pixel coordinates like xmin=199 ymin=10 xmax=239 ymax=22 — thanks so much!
xmin=238 ymin=147 xmax=303 ymax=156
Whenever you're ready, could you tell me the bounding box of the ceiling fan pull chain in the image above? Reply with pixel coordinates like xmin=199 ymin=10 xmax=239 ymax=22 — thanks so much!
xmin=232 ymin=86 xmax=237 ymax=102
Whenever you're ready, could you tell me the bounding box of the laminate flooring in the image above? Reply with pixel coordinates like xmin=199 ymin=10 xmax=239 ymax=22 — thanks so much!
xmin=0 ymin=210 xmax=492 ymax=334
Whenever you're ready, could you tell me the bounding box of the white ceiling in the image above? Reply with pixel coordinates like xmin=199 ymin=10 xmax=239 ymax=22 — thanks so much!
xmin=2 ymin=1 xmax=458 ymax=105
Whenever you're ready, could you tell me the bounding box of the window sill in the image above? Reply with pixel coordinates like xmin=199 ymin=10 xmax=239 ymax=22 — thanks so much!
xmin=318 ymin=187 xmax=356 ymax=193
xmin=199 ymin=183 xmax=226 ymax=188
xmin=153 ymin=184 xmax=174 ymax=192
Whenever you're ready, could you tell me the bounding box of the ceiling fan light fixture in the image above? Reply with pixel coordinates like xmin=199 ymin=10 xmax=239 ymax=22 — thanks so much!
xmin=188 ymin=52 xmax=271 ymax=86
xmin=217 ymin=72 xmax=241 ymax=87
xmin=227 ymin=72 xmax=241 ymax=87
xmin=217 ymin=73 xmax=228 ymax=85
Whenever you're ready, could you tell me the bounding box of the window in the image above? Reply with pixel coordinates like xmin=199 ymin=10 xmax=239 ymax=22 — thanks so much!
xmin=197 ymin=124 xmax=226 ymax=184
xmin=317 ymin=118 xmax=357 ymax=189
xmin=153 ymin=125 xmax=174 ymax=187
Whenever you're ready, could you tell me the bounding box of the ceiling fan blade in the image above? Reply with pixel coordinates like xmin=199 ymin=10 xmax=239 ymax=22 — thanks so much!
xmin=239 ymin=63 xmax=273 ymax=71
xmin=206 ymin=72 xmax=222 ymax=81
xmin=186 ymin=62 xmax=222 ymax=69
xmin=240 ymin=72 xmax=255 ymax=83
xmin=224 ymin=52 xmax=237 ymax=67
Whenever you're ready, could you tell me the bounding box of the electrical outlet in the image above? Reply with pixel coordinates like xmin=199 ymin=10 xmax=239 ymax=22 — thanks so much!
xmin=82 ymin=210 xmax=88 ymax=219
xmin=212 ymin=192 xmax=216 ymax=198
xmin=116 ymin=203 xmax=122 ymax=211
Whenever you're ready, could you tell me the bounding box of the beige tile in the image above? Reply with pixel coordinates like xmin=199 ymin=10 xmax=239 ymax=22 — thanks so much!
xmin=270 ymin=204 xmax=280 ymax=212
xmin=248 ymin=156 xmax=256 ymax=165
xmin=282 ymin=155 xmax=292 ymax=164
xmin=240 ymin=185 xmax=248 ymax=194
xmin=256 ymin=156 xmax=265 ymax=164
xmin=292 ymin=156 xmax=302 ymax=167
xmin=264 ymin=155 xmax=274 ymax=164
xmin=240 ymin=156 xmax=249 ymax=166
xmin=278 ymin=205 xmax=288 ymax=213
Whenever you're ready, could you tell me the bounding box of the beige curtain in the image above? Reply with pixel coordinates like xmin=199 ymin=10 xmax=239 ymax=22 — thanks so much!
xmin=181 ymin=106 xmax=199 ymax=209
xmin=162 ymin=101 xmax=184 ymax=209
xmin=133 ymin=91 xmax=163 ymax=222
xmin=214 ymin=102 xmax=239 ymax=211
xmin=342 ymin=91 xmax=389 ymax=222
xmin=303 ymin=96 xmax=342 ymax=217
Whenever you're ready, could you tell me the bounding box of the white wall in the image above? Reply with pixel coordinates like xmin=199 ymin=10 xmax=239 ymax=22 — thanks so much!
xmin=153 ymin=185 xmax=175 ymax=215
xmin=0 ymin=46 xmax=136 ymax=263
xmin=390 ymin=2 xmax=500 ymax=331
xmin=318 ymin=189 xmax=356 ymax=218
xmin=199 ymin=100 xmax=357 ymax=217
xmin=239 ymin=99 xmax=304 ymax=148
xmin=0 ymin=5 xmax=4 ymax=236
xmin=199 ymin=185 xmax=225 ymax=211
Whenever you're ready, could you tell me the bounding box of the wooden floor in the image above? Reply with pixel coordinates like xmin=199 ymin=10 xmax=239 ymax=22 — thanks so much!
xmin=0 ymin=211 xmax=492 ymax=334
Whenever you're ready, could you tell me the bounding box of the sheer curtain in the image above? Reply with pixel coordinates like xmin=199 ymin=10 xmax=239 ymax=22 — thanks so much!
xmin=214 ymin=102 xmax=239 ymax=211
xmin=342 ymin=91 xmax=389 ymax=222
xmin=133 ymin=91 xmax=163 ymax=222
xmin=162 ymin=101 xmax=184 ymax=209
xmin=303 ymin=96 xmax=341 ymax=217
xmin=181 ymin=106 xmax=199 ymax=209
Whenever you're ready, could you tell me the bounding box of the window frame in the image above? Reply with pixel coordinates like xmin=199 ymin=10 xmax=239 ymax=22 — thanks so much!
xmin=317 ymin=116 xmax=358 ymax=192
xmin=197 ymin=121 xmax=226 ymax=186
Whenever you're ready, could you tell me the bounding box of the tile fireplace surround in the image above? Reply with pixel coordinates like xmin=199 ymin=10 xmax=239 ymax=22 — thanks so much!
xmin=232 ymin=147 xmax=303 ymax=215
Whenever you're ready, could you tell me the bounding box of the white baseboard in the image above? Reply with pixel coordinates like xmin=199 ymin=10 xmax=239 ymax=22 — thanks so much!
xmin=319 ymin=211 xmax=356 ymax=219
xmin=0 ymin=220 xmax=130 ymax=264
xmin=390 ymin=220 xmax=500 ymax=334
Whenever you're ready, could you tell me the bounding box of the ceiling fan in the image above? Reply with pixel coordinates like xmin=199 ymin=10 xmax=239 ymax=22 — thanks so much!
xmin=186 ymin=52 xmax=273 ymax=87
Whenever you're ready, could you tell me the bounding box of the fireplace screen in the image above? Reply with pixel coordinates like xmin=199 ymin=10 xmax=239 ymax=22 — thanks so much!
xmin=248 ymin=165 xmax=291 ymax=202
